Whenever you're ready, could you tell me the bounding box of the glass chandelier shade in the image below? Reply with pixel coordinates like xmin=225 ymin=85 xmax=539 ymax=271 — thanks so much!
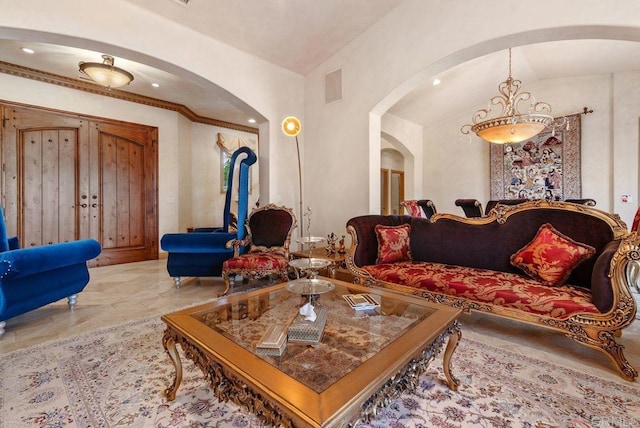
xmin=79 ymin=55 xmax=134 ymax=89
xmin=461 ymin=49 xmax=554 ymax=144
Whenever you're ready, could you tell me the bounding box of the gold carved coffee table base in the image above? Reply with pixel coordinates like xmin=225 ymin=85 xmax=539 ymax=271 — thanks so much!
xmin=163 ymin=322 xmax=461 ymax=427
xmin=161 ymin=279 xmax=462 ymax=427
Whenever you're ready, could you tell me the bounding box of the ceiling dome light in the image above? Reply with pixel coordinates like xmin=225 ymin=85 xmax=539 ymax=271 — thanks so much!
xmin=79 ymin=55 xmax=134 ymax=89
xmin=21 ymin=47 xmax=35 ymax=54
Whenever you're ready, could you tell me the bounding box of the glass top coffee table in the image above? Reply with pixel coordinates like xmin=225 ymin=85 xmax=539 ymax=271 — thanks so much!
xmin=162 ymin=277 xmax=461 ymax=427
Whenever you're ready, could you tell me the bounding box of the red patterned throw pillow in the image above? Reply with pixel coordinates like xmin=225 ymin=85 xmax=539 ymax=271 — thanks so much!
xmin=510 ymin=223 xmax=596 ymax=287
xmin=374 ymin=224 xmax=412 ymax=264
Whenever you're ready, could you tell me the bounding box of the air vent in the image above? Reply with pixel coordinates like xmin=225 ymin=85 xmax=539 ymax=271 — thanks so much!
xmin=325 ymin=68 xmax=342 ymax=104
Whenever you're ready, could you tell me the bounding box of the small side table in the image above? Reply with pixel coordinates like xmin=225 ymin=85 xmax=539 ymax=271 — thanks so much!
xmin=290 ymin=247 xmax=347 ymax=278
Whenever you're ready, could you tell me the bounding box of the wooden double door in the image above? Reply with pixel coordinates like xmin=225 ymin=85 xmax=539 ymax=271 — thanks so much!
xmin=1 ymin=102 xmax=158 ymax=266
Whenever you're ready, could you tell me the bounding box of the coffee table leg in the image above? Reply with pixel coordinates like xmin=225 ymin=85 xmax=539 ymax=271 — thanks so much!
xmin=162 ymin=330 xmax=183 ymax=401
xmin=442 ymin=322 xmax=461 ymax=391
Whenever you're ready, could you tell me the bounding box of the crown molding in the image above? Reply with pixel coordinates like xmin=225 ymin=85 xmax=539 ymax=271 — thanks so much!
xmin=0 ymin=61 xmax=258 ymax=134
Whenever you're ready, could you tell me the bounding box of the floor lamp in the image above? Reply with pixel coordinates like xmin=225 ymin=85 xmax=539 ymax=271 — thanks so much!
xmin=282 ymin=116 xmax=303 ymax=227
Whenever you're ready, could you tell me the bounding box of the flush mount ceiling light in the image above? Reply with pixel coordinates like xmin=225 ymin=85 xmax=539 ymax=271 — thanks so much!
xmin=79 ymin=54 xmax=134 ymax=89
xmin=461 ymin=48 xmax=554 ymax=144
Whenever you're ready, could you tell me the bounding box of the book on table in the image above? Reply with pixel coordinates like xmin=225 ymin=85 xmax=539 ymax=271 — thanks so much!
xmin=342 ymin=293 xmax=380 ymax=310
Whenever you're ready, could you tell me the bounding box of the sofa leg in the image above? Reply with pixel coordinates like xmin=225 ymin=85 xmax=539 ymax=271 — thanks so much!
xmin=173 ymin=277 xmax=181 ymax=289
xmin=578 ymin=329 xmax=638 ymax=381
xmin=0 ymin=321 xmax=5 ymax=338
xmin=67 ymin=294 xmax=78 ymax=310
xmin=601 ymin=336 xmax=638 ymax=381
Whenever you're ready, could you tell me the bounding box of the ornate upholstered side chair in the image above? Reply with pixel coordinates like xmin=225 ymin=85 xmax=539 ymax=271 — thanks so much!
xmin=484 ymin=198 xmax=530 ymax=215
xmin=564 ymin=198 xmax=596 ymax=207
xmin=454 ymin=199 xmax=483 ymax=218
xmin=401 ymin=200 xmax=423 ymax=217
xmin=417 ymin=199 xmax=437 ymax=219
xmin=402 ymin=199 xmax=437 ymax=219
xmin=221 ymin=204 xmax=297 ymax=295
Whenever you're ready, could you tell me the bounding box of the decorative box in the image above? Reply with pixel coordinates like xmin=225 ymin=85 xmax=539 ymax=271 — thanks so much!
xmin=287 ymin=306 xmax=328 ymax=344
xmin=256 ymin=324 xmax=287 ymax=356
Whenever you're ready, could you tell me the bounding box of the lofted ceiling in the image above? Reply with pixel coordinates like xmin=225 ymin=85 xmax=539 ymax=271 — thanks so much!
xmin=0 ymin=0 xmax=404 ymax=127
xmin=2 ymin=2 xmax=640 ymax=130
xmin=388 ymin=40 xmax=640 ymax=128
xmin=122 ymin=0 xmax=406 ymax=76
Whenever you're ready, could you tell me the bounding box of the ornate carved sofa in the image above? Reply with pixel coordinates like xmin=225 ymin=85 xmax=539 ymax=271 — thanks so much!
xmin=346 ymin=201 xmax=638 ymax=380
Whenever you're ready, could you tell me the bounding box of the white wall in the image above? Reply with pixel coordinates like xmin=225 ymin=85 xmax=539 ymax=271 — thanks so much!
xmin=190 ymin=124 xmax=259 ymax=229
xmin=0 ymin=72 xmax=183 ymax=240
xmin=0 ymin=73 xmax=262 ymax=242
xmin=304 ymin=0 xmax=640 ymax=236
xmin=176 ymin=115 xmax=193 ymax=232
xmin=381 ymin=148 xmax=404 ymax=171
xmin=3 ymin=0 xmax=640 ymax=242
xmin=419 ymin=72 xmax=640 ymax=225
xmin=613 ymin=71 xmax=640 ymax=225
xmin=0 ymin=0 xmax=305 ymax=236
xmin=381 ymin=113 xmax=423 ymax=201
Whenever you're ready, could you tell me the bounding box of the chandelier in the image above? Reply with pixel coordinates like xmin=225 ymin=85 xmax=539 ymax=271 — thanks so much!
xmin=79 ymin=55 xmax=134 ymax=89
xmin=461 ymin=48 xmax=554 ymax=144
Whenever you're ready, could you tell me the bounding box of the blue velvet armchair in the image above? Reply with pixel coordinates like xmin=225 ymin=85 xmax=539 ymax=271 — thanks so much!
xmin=0 ymin=207 xmax=102 ymax=337
xmin=160 ymin=147 xmax=257 ymax=288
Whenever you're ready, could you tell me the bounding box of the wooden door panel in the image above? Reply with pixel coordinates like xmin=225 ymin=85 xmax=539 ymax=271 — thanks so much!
xmin=100 ymin=134 xmax=118 ymax=249
xmin=91 ymin=121 xmax=157 ymax=266
xmin=19 ymin=128 xmax=79 ymax=247
xmin=21 ymin=130 xmax=43 ymax=247
xmin=1 ymin=103 xmax=158 ymax=266
xmin=128 ymin=141 xmax=144 ymax=247
xmin=116 ymin=137 xmax=131 ymax=248
xmin=58 ymin=129 xmax=77 ymax=243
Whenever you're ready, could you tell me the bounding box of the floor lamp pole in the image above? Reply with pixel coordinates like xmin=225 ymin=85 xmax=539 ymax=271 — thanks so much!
xmin=282 ymin=116 xmax=304 ymax=246
xmin=295 ymin=135 xmax=303 ymax=240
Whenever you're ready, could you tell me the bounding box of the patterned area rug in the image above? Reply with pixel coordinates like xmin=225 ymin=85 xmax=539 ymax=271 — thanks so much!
xmin=1 ymin=316 xmax=638 ymax=427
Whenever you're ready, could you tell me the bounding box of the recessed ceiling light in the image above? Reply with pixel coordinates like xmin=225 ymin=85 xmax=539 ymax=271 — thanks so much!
xmin=248 ymin=118 xmax=256 ymax=124
xmin=21 ymin=47 xmax=35 ymax=54
xmin=151 ymin=83 xmax=160 ymax=88
xmin=432 ymin=78 xmax=441 ymax=86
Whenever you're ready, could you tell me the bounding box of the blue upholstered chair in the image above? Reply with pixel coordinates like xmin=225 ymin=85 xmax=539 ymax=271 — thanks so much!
xmin=160 ymin=147 xmax=257 ymax=288
xmin=0 ymin=206 xmax=101 ymax=337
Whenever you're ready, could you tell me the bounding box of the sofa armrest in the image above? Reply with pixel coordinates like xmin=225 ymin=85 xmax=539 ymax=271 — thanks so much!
xmin=346 ymin=215 xmax=411 ymax=268
xmin=8 ymin=236 xmax=20 ymax=250
xmin=225 ymin=238 xmax=249 ymax=257
xmin=160 ymin=232 xmax=236 ymax=253
xmin=591 ymin=240 xmax=621 ymax=313
xmin=0 ymin=239 xmax=101 ymax=280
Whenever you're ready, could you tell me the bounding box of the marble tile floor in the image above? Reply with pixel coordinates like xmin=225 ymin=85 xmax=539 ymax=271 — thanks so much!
xmin=0 ymin=259 xmax=638 ymax=386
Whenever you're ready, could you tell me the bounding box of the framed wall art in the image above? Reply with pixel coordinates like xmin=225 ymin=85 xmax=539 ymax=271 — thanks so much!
xmin=489 ymin=114 xmax=581 ymax=201
xmin=217 ymin=132 xmax=258 ymax=194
